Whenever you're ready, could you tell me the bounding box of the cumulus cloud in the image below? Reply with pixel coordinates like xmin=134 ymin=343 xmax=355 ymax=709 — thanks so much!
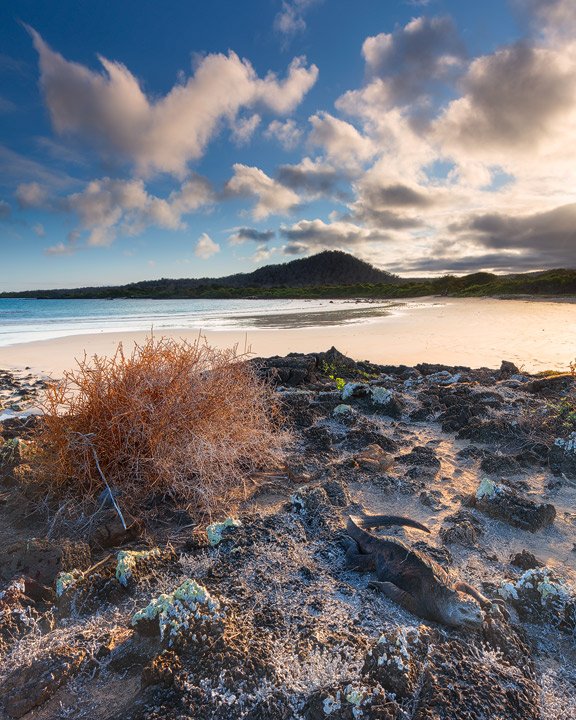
xmin=252 ymin=244 xmax=276 ymax=263
xmin=452 ymin=203 xmax=576 ymax=260
xmin=29 ymin=27 xmax=318 ymax=177
xmin=228 ymin=227 xmax=275 ymax=245
xmin=231 ymin=114 xmax=261 ymax=145
xmin=66 ymin=174 xmax=214 ymax=246
xmin=226 ymin=164 xmax=300 ymax=219
xmin=362 ymin=16 xmax=465 ymax=107
xmin=265 ymin=119 xmax=303 ymax=150
xmin=514 ymin=0 xmax=576 ymax=39
xmin=277 ymin=157 xmax=347 ymax=198
xmin=435 ymin=42 xmax=576 ymax=159
xmin=195 ymin=232 xmax=220 ymax=259
xmin=280 ymin=217 xmax=392 ymax=255
xmin=308 ymin=112 xmax=376 ymax=168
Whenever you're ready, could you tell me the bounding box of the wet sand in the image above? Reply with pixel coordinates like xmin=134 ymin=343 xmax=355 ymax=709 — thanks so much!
xmin=1 ymin=296 xmax=575 ymax=376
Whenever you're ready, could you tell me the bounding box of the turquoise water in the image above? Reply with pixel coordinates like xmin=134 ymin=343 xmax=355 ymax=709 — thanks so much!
xmin=0 ymin=297 xmax=397 ymax=347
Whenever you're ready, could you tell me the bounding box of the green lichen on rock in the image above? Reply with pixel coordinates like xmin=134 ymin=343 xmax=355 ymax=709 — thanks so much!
xmin=322 ymin=692 xmax=342 ymax=715
xmin=115 ymin=548 xmax=160 ymax=587
xmin=55 ymin=570 xmax=83 ymax=597
xmin=131 ymin=578 xmax=224 ymax=644
xmin=370 ymin=387 xmax=393 ymax=406
xmin=498 ymin=568 xmax=576 ymax=633
xmin=206 ymin=517 xmax=242 ymax=546
xmin=333 ymin=403 xmax=355 ymax=416
xmin=476 ymin=477 xmax=501 ymax=500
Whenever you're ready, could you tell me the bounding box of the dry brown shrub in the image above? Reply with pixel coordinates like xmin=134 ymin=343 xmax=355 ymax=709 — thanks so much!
xmin=30 ymin=336 xmax=288 ymax=520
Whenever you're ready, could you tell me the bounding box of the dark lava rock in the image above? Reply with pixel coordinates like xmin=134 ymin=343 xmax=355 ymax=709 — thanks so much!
xmin=254 ymin=353 xmax=319 ymax=387
xmin=304 ymin=682 xmax=399 ymax=720
xmin=499 ymin=568 xmax=576 ymax=634
xmin=440 ymin=521 xmax=480 ymax=546
xmin=141 ymin=651 xmax=182 ymax=689
xmin=321 ymin=479 xmax=351 ymax=507
xmin=1 ymin=645 xmax=86 ymax=718
xmin=290 ymin=485 xmax=341 ymax=533
xmin=412 ymin=635 xmax=539 ymax=720
xmin=456 ymin=445 xmax=486 ymax=461
xmin=472 ymin=483 xmax=556 ymax=531
xmin=0 ymin=577 xmax=54 ymax=657
xmin=526 ymin=374 xmax=575 ymax=398
xmin=548 ymin=438 xmax=576 ymax=479
xmin=278 ymin=390 xmax=318 ymax=429
xmin=510 ymin=550 xmax=544 ymax=571
xmin=339 ymin=421 xmax=398 ymax=453
xmin=440 ymin=510 xmax=483 ymax=546
xmin=0 ymin=416 xmax=39 ymax=441
xmin=304 ymin=424 xmax=334 ymax=452
xmin=0 ymin=537 xmax=92 ymax=585
xmin=498 ymin=360 xmax=520 ymax=379
xmin=480 ymin=451 xmax=523 ymax=475
xmin=362 ymin=627 xmax=428 ymax=700
xmin=396 ymin=445 xmax=440 ymax=469
xmin=457 ymin=417 xmax=544 ymax=454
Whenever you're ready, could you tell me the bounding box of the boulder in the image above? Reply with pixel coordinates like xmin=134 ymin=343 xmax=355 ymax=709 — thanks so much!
xmin=472 ymin=478 xmax=556 ymax=531
xmin=498 ymin=360 xmax=520 ymax=379
xmin=1 ymin=645 xmax=86 ymax=718
xmin=0 ymin=538 xmax=91 ymax=585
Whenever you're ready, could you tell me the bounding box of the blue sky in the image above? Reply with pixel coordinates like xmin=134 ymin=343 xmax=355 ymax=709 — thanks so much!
xmin=1 ymin=0 xmax=575 ymax=290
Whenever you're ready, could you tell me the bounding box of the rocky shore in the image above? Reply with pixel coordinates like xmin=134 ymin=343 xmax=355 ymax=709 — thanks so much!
xmin=1 ymin=349 xmax=575 ymax=719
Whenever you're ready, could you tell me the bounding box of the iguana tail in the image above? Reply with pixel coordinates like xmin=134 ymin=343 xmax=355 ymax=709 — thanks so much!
xmin=349 ymin=514 xmax=430 ymax=534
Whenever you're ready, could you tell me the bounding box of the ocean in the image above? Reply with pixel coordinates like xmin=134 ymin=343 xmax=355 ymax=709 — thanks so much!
xmin=0 ymin=297 xmax=399 ymax=347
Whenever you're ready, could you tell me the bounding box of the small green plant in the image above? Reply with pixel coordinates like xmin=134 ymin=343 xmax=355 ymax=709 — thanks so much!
xmin=321 ymin=361 xmax=346 ymax=390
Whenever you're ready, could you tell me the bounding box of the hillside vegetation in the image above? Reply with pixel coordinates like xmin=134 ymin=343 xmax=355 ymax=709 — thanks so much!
xmin=1 ymin=251 xmax=575 ymax=299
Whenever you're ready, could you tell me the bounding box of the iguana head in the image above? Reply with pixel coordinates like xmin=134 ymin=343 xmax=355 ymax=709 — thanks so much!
xmin=442 ymin=592 xmax=484 ymax=629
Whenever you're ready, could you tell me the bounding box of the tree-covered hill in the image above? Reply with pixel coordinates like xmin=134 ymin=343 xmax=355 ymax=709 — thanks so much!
xmin=1 ymin=251 xmax=575 ymax=299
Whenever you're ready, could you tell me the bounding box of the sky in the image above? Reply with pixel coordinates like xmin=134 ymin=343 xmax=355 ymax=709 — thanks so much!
xmin=1 ymin=0 xmax=576 ymax=290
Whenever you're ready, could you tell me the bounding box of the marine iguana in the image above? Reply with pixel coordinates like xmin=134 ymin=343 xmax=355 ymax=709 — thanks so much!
xmin=345 ymin=514 xmax=505 ymax=629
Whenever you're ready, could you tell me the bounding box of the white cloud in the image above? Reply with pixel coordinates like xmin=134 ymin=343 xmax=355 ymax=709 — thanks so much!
xmin=252 ymin=244 xmax=276 ymax=263
xmin=274 ymin=0 xmax=321 ymax=37
xmin=66 ymin=175 xmax=214 ymax=246
xmin=435 ymin=43 xmax=576 ymax=160
xmin=231 ymin=114 xmax=261 ymax=145
xmin=32 ymin=223 xmax=45 ymax=236
xmin=308 ymin=112 xmax=376 ymax=168
xmin=226 ymin=163 xmax=300 ymax=219
xmin=265 ymin=119 xmax=303 ymax=150
xmin=228 ymin=227 xmax=275 ymax=245
xmin=44 ymin=241 xmax=75 ymax=256
xmin=280 ymin=218 xmax=392 ymax=255
xmin=16 ymin=182 xmax=50 ymax=208
xmin=362 ymin=16 xmax=465 ymax=107
xmin=29 ymin=27 xmax=318 ymax=178
xmin=195 ymin=232 xmax=220 ymax=259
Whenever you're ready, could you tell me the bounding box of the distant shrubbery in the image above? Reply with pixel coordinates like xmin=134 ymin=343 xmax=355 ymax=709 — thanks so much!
xmin=2 ymin=251 xmax=575 ymax=300
xmin=30 ymin=337 xmax=287 ymax=520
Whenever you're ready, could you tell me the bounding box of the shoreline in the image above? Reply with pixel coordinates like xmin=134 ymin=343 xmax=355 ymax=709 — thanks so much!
xmin=0 ymin=293 xmax=575 ymax=377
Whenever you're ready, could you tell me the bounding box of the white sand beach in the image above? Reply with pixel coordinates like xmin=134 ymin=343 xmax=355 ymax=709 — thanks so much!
xmin=1 ymin=296 xmax=575 ymax=376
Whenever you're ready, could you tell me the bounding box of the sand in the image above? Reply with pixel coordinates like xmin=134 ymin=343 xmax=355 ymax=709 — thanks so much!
xmin=1 ymin=296 xmax=575 ymax=376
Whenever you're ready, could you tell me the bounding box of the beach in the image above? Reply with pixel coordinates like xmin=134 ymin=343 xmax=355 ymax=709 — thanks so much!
xmin=1 ymin=296 xmax=575 ymax=376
